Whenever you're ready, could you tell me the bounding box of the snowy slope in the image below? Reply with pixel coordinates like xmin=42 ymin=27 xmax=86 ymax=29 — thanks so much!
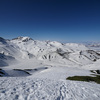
xmin=84 ymin=42 xmax=100 ymax=52
xmin=0 ymin=36 xmax=100 ymax=69
xmin=10 ymin=37 xmax=100 ymax=66
xmin=0 ymin=67 xmax=100 ymax=100
xmin=0 ymin=36 xmax=100 ymax=68
xmin=0 ymin=36 xmax=100 ymax=100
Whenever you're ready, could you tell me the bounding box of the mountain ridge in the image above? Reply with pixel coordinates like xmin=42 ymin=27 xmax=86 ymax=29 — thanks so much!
xmin=0 ymin=36 xmax=100 ymax=69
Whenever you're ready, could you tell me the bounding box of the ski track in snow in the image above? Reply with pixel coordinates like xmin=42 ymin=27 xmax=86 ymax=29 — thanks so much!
xmin=0 ymin=77 xmax=100 ymax=100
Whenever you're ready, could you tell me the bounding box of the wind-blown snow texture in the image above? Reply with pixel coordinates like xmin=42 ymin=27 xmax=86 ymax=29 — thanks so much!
xmin=0 ymin=37 xmax=100 ymax=100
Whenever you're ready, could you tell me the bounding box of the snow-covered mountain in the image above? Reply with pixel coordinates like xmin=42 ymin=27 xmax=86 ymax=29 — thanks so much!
xmin=0 ymin=36 xmax=100 ymax=67
xmin=83 ymin=42 xmax=100 ymax=52
xmin=0 ymin=37 xmax=100 ymax=100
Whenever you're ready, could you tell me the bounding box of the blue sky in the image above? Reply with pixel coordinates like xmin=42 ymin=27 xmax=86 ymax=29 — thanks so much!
xmin=0 ymin=0 xmax=100 ymax=42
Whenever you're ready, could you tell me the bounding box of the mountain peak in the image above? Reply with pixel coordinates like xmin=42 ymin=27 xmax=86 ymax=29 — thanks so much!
xmin=12 ymin=36 xmax=33 ymax=42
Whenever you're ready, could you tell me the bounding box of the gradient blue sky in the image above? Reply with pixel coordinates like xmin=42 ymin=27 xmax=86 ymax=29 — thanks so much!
xmin=0 ymin=0 xmax=100 ymax=42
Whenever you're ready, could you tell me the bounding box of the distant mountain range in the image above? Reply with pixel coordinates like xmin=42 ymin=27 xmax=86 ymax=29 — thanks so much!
xmin=0 ymin=36 xmax=100 ymax=67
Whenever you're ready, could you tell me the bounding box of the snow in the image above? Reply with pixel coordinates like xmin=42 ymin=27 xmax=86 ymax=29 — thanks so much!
xmin=0 ymin=37 xmax=100 ymax=100
xmin=0 ymin=74 xmax=100 ymax=100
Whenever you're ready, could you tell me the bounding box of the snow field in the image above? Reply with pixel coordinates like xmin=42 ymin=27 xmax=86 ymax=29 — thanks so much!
xmin=0 ymin=77 xmax=100 ymax=100
xmin=0 ymin=37 xmax=100 ymax=100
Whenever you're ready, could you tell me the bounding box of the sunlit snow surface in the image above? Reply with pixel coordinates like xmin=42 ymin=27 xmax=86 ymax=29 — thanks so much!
xmin=0 ymin=77 xmax=100 ymax=100
xmin=0 ymin=37 xmax=100 ymax=100
xmin=0 ymin=66 xmax=100 ymax=100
